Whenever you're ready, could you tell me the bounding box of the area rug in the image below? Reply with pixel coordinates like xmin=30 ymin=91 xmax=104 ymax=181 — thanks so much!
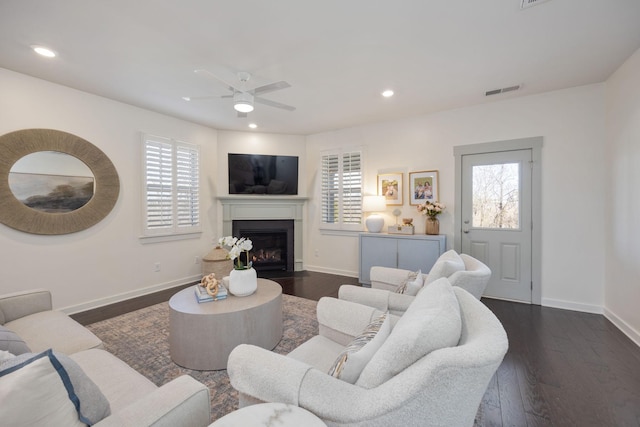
xmin=86 ymin=294 xmax=318 ymax=422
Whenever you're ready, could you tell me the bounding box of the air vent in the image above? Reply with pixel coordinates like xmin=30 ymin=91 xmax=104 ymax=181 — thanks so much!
xmin=485 ymin=84 xmax=521 ymax=97
xmin=521 ymin=0 xmax=552 ymax=9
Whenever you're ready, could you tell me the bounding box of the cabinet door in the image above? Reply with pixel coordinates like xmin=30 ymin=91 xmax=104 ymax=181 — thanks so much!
xmin=397 ymin=239 xmax=441 ymax=273
xmin=360 ymin=236 xmax=398 ymax=283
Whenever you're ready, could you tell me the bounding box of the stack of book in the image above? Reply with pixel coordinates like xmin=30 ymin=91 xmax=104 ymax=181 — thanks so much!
xmin=194 ymin=283 xmax=228 ymax=303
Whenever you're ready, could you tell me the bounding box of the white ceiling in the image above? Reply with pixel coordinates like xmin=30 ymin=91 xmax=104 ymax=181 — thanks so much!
xmin=1 ymin=0 xmax=640 ymax=135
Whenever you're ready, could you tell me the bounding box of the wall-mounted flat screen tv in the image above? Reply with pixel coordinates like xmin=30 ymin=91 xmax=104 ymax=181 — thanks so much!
xmin=228 ymin=153 xmax=299 ymax=195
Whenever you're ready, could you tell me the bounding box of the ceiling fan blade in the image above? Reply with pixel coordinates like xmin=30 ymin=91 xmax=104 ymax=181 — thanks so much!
xmin=194 ymin=69 xmax=238 ymax=92
xmin=185 ymin=95 xmax=220 ymax=101
xmin=237 ymin=111 xmax=248 ymax=118
xmin=249 ymin=81 xmax=291 ymax=96
xmin=254 ymin=97 xmax=296 ymax=111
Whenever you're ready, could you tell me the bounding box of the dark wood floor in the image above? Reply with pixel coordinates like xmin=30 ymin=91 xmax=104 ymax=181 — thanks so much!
xmin=71 ymin=270 xmax=358 ymax=325
xmin=73 ymin=271 xmax=640 ymax=426
xmin=479 ymin=298 xmax=640 ymax=427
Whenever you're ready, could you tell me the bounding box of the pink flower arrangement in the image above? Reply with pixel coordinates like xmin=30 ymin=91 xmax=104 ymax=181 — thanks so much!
xmin=417 ymin=200 xmax=446 ymax=219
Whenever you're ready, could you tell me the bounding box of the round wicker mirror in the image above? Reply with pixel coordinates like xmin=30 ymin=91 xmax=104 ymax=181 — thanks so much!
xmin=0 ymin=129 xmax=120 ymax=235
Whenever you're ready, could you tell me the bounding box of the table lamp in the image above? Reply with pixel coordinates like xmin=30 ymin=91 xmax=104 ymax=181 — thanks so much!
xmin=363 ymin=195 xmax=386 ymax=233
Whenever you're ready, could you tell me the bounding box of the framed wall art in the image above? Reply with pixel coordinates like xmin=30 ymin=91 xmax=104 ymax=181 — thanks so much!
xmin=378 ymin=173 xmax=403 ymax=206
xmin=409 ymin=170 xmax=439 ymax=205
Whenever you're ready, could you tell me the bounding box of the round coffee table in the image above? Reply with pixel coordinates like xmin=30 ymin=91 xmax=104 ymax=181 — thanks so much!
xmin=169 ymin=278 xmax=283 ymax=370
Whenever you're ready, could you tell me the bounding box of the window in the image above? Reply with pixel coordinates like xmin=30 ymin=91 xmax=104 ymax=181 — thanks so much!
xmin=320 ymin=148 xmax=362 ymax=231
xmin=472 ymin=163 xmax=520 ymax=229
xmin=142 ymin=134 xmax=200 ymax=237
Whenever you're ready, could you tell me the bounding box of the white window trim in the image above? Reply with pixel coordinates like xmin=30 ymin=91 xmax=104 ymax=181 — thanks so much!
xmin=140 ymin=133 xmax=201 ymax=241
xmin=319 ymin=147 xmax=364 ymax=233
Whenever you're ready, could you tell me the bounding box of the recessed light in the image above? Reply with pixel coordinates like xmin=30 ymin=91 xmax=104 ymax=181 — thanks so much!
xmin=248 ymin=123 xmax=258 ymax=129
xmin=382 ymin=89 xmax=394 ymax=98
xmin=31 ymin=45 xmax=57 ymax=58
xmin=182 ymin=97 xmax=191 ymax=101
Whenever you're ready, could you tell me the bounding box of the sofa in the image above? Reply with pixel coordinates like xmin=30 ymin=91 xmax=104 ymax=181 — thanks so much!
xmin=226 ymin=278 xmax=508 ymax=426
xmin=0 ymin=289 xmax=211 ymax=427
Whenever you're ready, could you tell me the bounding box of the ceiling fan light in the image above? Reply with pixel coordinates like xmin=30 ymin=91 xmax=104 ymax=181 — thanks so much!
xmin=233 ymin=91 xmax=254 ymax=113
xmin=234 ymin=101 xmax=254 ymax=113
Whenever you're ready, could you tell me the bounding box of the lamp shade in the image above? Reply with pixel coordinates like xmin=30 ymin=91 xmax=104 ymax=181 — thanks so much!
xmin=362 ymin=195 xmax=386 ymax=212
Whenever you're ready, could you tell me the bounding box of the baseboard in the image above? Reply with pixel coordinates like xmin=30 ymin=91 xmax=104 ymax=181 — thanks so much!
xmin=61 ymin=275 xmax=201 ymax=315
xmin=604 ymin=307 xmax=640 ymax=348
xmin=304 ymin=264 xmax=358 ymax=279
xmin=540 ymin=297 xmax=603 ymax=314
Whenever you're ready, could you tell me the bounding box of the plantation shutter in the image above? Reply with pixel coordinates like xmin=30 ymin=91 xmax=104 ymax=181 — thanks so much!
xmin=144 ymin=137 xmax=173 ymax=231
xmin=143 ymin=134 xmax=200 ymax=236
xmin=342 ymin=151 xmax=362 ymax=224
xmin=321 ymin=153 xmax=340 ymax=225
xmin=320 ymin=149 xmax=363 ymax=230
xmin=175 ymin=142 xmax=200 ymax=228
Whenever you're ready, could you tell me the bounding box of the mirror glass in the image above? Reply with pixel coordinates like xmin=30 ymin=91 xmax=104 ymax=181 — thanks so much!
xmin=9 ymin=151 xmax=95 ymax=213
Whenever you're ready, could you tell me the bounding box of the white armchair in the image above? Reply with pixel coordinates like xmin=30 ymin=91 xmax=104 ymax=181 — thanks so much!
xmin=226 ymin=279 xmax=508 ymax=427
xmin=341 ymin=251 xmax=491 ymax=316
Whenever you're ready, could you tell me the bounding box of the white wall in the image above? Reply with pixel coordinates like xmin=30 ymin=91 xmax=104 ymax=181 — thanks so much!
xmin=604 ymin=47 xmax=640 ymax=345
xmin=0 ymin=68 xmax=219 ymax=312
xmin=306 ymin=84 xmax=608 ymax=313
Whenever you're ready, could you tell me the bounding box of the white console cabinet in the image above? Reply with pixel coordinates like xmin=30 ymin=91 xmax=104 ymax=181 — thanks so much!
xmin=359 ymin=233 xmax=446 ymax=285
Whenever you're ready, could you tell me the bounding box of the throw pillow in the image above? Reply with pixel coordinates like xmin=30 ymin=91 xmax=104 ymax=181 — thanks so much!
xmin=0 ymin=349 xmax=86 ymax=426
xmin=356 ymin=278 xmax=462 ymax=389
xmin=404 ymin=270 xmax=424 ymax=296
xmin=328 ymin=312 xmax=391 ymax=384
xmin=1 ymin=349 xmax=111 ymax=426
xmin=394 ymin=270 xmax=419 ymax=294
xmin=424 ymin=250 xmax=465 ymax=285
xmin=0 ymin=325 xmax=31 ymax=355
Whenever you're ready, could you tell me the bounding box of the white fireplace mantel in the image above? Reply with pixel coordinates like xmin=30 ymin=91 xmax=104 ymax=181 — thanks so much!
xmin=218 ymin=196 xmax=308 ymax=271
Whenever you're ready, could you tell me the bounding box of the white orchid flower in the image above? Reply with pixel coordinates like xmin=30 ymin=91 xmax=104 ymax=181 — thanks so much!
xmin=228 ymin=246 xmax=241 ymax=261
xmin=238 ymin=239 xmax=253 ymax=252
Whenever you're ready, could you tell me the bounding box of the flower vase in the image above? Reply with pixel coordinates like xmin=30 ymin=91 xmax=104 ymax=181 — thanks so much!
xmin=425 ymin=217 xmax=439 ymax=235
xmin=228 ymin=267 xmax=258 ymax=297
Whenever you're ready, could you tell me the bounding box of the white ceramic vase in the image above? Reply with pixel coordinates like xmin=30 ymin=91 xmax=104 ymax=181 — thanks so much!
xmin=228 ymin=267 xmax=258 ymax=297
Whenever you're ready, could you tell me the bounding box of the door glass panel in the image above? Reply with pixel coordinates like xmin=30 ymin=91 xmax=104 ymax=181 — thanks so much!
xmin=472 ymin=163 xmax=519 ymax=229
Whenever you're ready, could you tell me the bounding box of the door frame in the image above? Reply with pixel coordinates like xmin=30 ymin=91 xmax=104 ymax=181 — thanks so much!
xmin=453 ymin=137 xmax=543 ymax=305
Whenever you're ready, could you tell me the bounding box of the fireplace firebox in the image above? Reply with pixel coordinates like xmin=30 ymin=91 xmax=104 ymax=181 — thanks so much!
xmin=232 ymin=220 xmax=294 ymax=272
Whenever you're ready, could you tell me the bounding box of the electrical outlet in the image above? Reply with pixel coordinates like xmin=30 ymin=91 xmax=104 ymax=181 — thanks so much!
xmin=154 ymin=262 xmax=161 ymax=272
xmin=314 ymin=249 xmax=319 ymax=257
xmin=194 ymin=256 xmax=201 ymax=265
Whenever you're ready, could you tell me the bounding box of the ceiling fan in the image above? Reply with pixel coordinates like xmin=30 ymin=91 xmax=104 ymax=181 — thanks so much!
xmin=189 ymin=69 xmax=296 ymax=117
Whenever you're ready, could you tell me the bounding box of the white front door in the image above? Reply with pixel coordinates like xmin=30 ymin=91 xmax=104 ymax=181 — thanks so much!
xmin=461 ymin=149 xmax=533 ymax=302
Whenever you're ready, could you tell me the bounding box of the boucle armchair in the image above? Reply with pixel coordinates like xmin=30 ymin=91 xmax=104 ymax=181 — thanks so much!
xmin=226 ymin=278 xmax=508 ymax=427
xmin=371 ymin=252 xmax=491 ymax=298
xmin=340 ymin=252 xmax=491 ymax=316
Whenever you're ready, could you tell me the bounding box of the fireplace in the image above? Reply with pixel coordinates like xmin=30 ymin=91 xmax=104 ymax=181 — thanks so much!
xmin=219 ymin=196 xmax=306 ymax=271
xmin=232 ymin=219 xmax=294 ymax=272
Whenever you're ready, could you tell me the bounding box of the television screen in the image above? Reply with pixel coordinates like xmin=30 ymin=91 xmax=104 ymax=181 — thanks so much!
xmin=228 ymin=153 xmax=299 ymax=195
